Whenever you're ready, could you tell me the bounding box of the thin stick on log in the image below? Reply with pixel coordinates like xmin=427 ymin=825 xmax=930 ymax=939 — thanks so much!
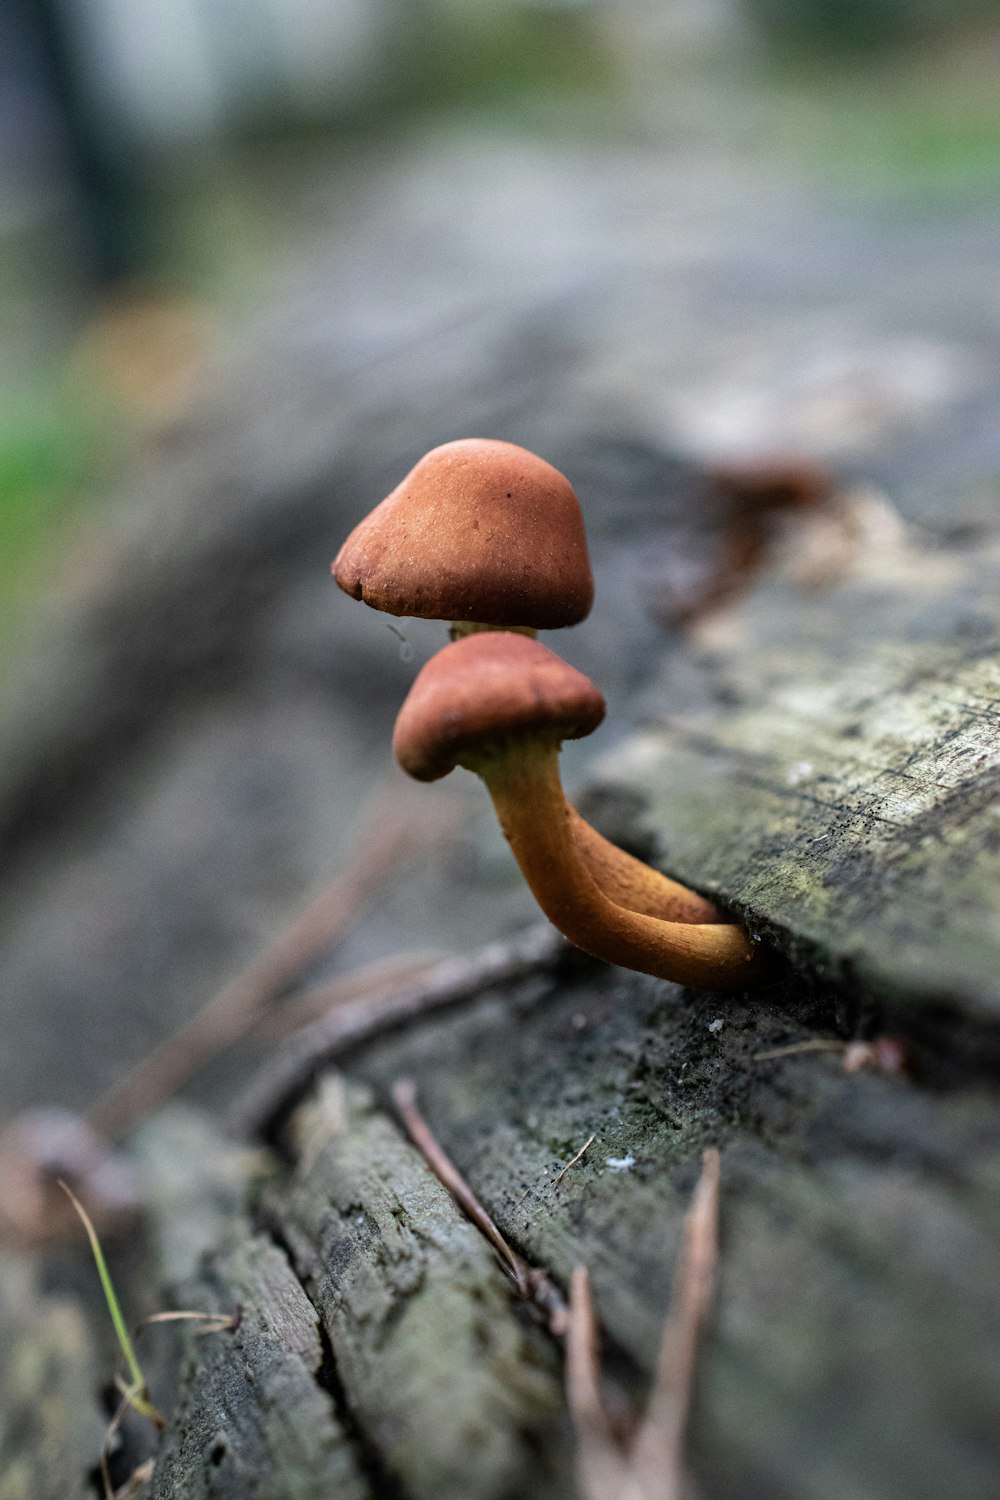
xmin=552 ymin=1134 xmax=596 ymax=1189
xmin=563 ymin=1150 xmax=722 ymax=1500
xmin=391 ymin=1076 xmax=569 ymax=1333
xmin=752 ymin=1039 xmax=844 ymax=1062
xmin=565 ymin=1267 xmax=634 ymax=1500
xmin=230 ymin=924 xmax=564 ymax=1139
xmin=87 ymin=782 xmax=448 ymax=1141
xmin=627 ymin=1148 xmax=721 ymax=1500
xmin=259 ymin=950 xmax=445 ymax=1043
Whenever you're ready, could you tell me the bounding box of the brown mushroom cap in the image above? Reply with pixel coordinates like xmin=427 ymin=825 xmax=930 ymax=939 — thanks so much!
xmin=393 ymin=632 xmax=605 ymax=782
xmin=332 ymin=438 xmax=594 ymax=628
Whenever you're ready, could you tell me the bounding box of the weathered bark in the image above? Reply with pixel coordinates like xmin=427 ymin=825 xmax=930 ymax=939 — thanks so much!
xmin=0 ymin=1255 xmax=106 ymax=1500
xmin=124 ymin=922 xmax=1000 ymax=1500
xmin=608 ymin=529 xmax=1000 ymax=1027
xmin=132 ymin=1089 xmax=571 ymax=1500
xmin=349 ymin=961 xmax=1000 ymax=1500
xmin=138 ymin=1115 xmax=370 ymax=1500
xmin=119 ymin=516 xmax=1000 ymax=1500
xmin=266 ymin=1078 xmax=569 ymax=1500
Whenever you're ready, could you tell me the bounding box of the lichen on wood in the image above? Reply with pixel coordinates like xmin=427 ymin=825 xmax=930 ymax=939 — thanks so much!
xmin=601 ymin=536 xmax=1000 ymax=1020
xmin=262 ymin=1074 xmax=572 ymax=1500
xmin=0 ymin=1256 xmax=106 ymax=1500
xmin=138 ymin=1112 xmax=371 ymax=1500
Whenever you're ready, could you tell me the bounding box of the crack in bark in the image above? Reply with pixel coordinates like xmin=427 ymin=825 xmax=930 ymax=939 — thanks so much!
xmin=255 ymin=1212 xmax=408 ymax=1500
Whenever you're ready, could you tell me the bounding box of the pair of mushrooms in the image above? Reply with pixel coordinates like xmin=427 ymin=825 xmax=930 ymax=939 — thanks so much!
xmin=333 ymin=439 xmax=767 ymax=991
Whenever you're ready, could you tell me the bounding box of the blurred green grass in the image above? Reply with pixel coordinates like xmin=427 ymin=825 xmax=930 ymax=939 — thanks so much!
xmin=757 ymin=36 xmax=1000 ymax=200
xmin=0 ymin=381 xmax=109 ymax=661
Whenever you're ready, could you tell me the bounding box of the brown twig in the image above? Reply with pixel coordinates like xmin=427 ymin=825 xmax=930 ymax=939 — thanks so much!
xmin=566 ymin=1267 xmax=634 ymax=1500
xmin=87 ymin=782 xmax=448 ymax=1141
xmin=391 ymin=1076 xmax=569 ymax=1333
xmin=565 ymin=1150 xmax=722 ymax=1500
xmin=628 ymin=1148 xmax=721 ymax=1499
xmin=138 ymin=1308 xmax=239 ymax=1334
xmin=230 ymin=924 xmax=563 ymax=1139
xmin=752 ymin=1039 xmax=845 ymax=1062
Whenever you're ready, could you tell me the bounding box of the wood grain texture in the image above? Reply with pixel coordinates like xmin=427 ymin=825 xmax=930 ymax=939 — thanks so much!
xmin=265 ymin=1075 xmax=572 ymax=1500
xmin=600 ymin=531 xmax=1000 ymax=1018
xmin=351 ymin=956 xmax=1000 ymax=1500
xmin=138 ymin=1113 xmax=371 ymax=1500
xmin=0 ymin=1257 xmax=106 ymax=1500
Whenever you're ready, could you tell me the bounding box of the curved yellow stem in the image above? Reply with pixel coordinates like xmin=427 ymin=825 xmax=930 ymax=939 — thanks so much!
xmin=473 ymin=741 xmax=769 ymax=992
xmin=568 ymin=808 xmax=722 ymax=924
xmin=443 ymin=626 xmax=719 ymax=923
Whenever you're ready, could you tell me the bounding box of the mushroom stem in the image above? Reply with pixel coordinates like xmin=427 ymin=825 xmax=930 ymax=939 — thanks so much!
xmin=444 ymin=632 xmax=719 ymax=923
xmin=468 ymin=739 xmax=767 ymax=991
xmin=568 ymin=808 xmax=722 ymax=924
xmin=449 ymin=621 xmax=538 ymax=641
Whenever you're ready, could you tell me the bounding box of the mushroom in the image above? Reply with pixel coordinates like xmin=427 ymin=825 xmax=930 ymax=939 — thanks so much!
xmin=332 ymin=437 xmax=594 ymax=635
xmin=393 ymin=633 xmax=768 ymax=991
xmin=334 ymin=438 xmax=717 ymax=924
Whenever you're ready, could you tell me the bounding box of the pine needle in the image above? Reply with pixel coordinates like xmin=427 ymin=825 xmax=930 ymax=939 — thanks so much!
xmin=58 ymin=1180 xmax=163 ymax=1427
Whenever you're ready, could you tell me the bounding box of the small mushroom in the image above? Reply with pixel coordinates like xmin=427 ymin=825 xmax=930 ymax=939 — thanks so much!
xmin=393 ymin=633 xmax=768 ymax=991
xmin=335 ymin=438 xmax=716 ymax=923
xmin=332 ymin=437 xmax=594 ymax=634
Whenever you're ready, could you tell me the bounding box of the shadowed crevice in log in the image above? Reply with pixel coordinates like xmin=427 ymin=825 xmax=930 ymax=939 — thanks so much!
xmin=146 ymin=1232 xmax=375 ymax=1500
xmin=134 ymin=1114 xmax=373 ymax=1500
xmin=258 ymin=1074 xmax=575 ymax=1500
xmin=314 ymin=1318 xmax=411 ymax=1500
xmin=255 ymin=1210 xmax=410 ymax=1500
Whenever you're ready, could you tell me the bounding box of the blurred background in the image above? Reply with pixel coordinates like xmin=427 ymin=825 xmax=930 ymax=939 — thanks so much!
xmin=3 ymin=0 xmax=1000 ymax=1129
xmin=3 ymin=0 xmax=1000 ymax=659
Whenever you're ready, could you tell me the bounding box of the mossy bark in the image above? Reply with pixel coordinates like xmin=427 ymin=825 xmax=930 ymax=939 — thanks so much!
xmin=108 ymin=930 xmax=1000 ymax=1500
xmin=0 ymin=1256 xmax=106 ymax=1500
xmin=119 ymin=523 xmax=1000 ymax=1499
xmin=605 ymin=533 xmax=1000 ymax=1023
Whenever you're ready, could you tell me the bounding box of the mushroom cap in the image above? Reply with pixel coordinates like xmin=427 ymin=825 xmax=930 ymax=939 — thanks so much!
xmin=332 ymin=438 xmax=594 ymax=628
xmin=394 ymin=632 xmax=605 ymax=782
